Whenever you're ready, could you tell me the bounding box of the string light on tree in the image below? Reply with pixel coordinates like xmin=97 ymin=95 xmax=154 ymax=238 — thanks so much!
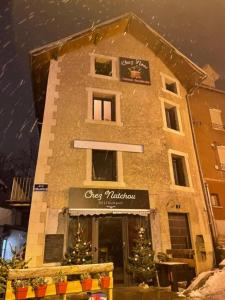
xmin=127 ymin=226 xmax=156 ymax=286
xmin=63 ymin=222 xmax=93 ymax=265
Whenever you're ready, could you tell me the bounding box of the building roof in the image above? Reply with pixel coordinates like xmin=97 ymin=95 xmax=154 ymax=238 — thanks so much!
xmin=30 ymin=12 xmax=207 ymax=122
xmin=199 ymin=83 xmax=225 ymax=95
xmin=202 ymin=64 xmax=220 ymax=88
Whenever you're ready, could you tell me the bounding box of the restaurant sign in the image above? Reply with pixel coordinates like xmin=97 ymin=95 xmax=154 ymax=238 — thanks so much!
xmin=119 ymin=57 xmax=150 ymax=85
xmin=69 ymin=188 xmax=149 ymax=210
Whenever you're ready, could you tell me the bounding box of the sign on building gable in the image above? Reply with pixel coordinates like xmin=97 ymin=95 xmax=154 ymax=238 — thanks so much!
xmin=119 ymin=57 xmax=150 ymax=85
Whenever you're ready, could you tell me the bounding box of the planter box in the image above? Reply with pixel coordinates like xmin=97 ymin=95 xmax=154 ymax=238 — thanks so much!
xmin=55 ymin=281 xmax=68 ymax=294
xmin=15 ymin=287 xmax=28 ymax=300
xmin=81 ymin=278 xmax=92 ymax=291
xmin=100 ymin=277 xmax=110 ymax=289
xmin=34 ymin=285 xmax=47 ymax=298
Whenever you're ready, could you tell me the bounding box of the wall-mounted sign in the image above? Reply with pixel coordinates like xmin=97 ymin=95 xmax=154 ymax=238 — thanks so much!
xmin=69 ymin=188 xmax=149 ymax=210
xmin=34 ymin=184 xmax=48 ymax=192
xmin=119 ymin=57 xmax=150 ymax=85
xmin=44 ymin=234 xmax=64 ymax=263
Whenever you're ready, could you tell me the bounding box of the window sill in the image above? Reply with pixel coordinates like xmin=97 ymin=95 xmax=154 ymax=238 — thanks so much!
xmin=212 ymin=205 xmax=223 ymax=209
xmin=163 ymin=127 xmax=184 ymax=136
xmin=162 ymin=88 xmax=181 ymax=98
xmin=170 ymin=184 xmax=194 ymax=192
xmin=212 ymin=127 xmax=225 ymax=132
xmin=88 ymin=73 xmax=118 ymax=81
xmin=85 ymin=119 xmax=123 ymax=126
xmin=83 ymin=180 xmax=126 ymax=188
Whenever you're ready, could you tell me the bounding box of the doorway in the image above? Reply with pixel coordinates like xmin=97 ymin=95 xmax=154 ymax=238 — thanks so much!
xmin=68 ymin=215 xmax=151 ymax=285
xmin=98 ymin=216 xmax=125 ymax=284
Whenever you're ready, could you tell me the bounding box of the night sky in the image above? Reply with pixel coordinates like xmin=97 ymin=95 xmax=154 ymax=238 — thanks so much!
xmin=1 ymin=0 xmax=225 ymax=158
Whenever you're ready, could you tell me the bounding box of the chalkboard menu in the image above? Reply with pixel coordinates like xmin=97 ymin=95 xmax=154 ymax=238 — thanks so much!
xmin=119 ymin=57 xmax=150 ymax=85
xmin=44 ymin=234 xmax=64 ymax=263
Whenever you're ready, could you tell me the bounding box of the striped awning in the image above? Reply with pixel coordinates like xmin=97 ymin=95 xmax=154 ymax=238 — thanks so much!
xmin=69 ymin=208 xmax=154 ymax=216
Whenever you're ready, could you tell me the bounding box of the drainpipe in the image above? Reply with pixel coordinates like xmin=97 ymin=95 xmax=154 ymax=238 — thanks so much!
xmin=204 ymin=182 xmax=218 ymax=239
xmin=186 ymin=85 xmax=217 ymax=266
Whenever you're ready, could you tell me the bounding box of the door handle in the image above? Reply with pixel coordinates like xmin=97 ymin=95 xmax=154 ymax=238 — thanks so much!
xmin=94 ymin=247 xmax=98 ymax=252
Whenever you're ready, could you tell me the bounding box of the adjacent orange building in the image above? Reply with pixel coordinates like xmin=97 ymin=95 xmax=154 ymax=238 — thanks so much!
xmin=189 ymin=66 xmax=225 ymax=253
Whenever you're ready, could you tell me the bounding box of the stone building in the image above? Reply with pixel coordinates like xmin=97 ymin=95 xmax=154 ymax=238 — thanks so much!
xmin=25 ymin=13 xmax=213 ymax=283
xmin=189 ymin=65 xmax=225 ymax=252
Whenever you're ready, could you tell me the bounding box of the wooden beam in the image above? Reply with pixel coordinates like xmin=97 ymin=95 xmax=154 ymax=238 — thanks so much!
xmin=8 ymin=262 xmax=113 ymax=280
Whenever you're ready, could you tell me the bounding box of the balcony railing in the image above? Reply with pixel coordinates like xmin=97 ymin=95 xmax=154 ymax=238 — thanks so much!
xmin=212 ymin=123 xmax=225 ymax=131
xmin=9 ymin=177 xmax=33 ymax=205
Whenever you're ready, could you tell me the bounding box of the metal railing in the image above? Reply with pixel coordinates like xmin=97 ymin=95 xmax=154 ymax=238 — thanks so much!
xmin=9 ymin=177 xmax=33 ymax=204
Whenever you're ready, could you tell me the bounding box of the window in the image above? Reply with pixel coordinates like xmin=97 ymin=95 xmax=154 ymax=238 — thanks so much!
xmin=93 ymin=95 xmax=115 ymax=121
xmin=161 ymin=98 xmax=183 ymax=134
xmin=86 ymin=87 xmax=122 ymax=126
xmin=95 ymin=57 xmax=112 ymax=77
xmin=165 ymin=106 xmax=179 ymax=131
xmin=92 ymin=150 xmax=117 ymax=181
xmin=217 ymin=145 xmax=225 ymax=170
xmin=209 ymin=108 xmax=225 ymax=130
xmin=89 ymin=54 xmax=117 ymax=79
xmin=161 ymin=73 xmax=180 ymax=96
xmin=166 ymin=81 xmax=177 ymax=94
xmin=171 ymin=154 xmax=189 ymax=186
xmin=210 ymin=194 xmax=220 ymax=207
xmin=168 ymin=213 xmax=192 ymax=257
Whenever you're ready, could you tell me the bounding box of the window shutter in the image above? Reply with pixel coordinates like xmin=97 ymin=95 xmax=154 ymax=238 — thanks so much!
xmin=209 ymin=109 xmax=222 ymax=125
xmin=217 ymin=146 xmax=225 ymax=165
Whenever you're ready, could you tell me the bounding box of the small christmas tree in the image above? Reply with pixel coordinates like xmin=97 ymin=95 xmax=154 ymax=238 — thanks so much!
xmin=63 ymin=223 xmax=92 ymax=265
xmin=128 ymin=226 xmax=155 ymax=285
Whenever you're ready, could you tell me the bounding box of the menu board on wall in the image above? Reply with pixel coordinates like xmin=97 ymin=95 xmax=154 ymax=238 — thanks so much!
xmin=44 ymin=234 xmax=64 ymax=263
xmin=119 ymin=57 xmax=150 ymax=85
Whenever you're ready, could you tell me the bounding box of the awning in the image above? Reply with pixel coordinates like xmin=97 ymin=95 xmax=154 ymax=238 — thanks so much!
xmin=69 ymin=208 xmax=154 ymax=217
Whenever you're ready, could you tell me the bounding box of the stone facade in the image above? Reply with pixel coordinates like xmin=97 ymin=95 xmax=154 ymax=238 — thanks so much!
xmin=26 ymin=25 xmax=213 ymax=275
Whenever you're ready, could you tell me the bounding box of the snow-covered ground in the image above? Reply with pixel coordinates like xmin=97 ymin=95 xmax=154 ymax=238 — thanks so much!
xmin=183 ymin=268 xmax=225 ymax=299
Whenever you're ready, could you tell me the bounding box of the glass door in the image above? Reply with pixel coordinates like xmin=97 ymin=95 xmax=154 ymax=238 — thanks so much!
xmin=98 ymin=216 xmax=125 ymax=284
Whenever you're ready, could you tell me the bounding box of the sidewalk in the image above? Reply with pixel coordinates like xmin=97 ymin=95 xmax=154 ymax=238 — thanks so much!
xmin=66 ymin=286 xmax=183 ymax=300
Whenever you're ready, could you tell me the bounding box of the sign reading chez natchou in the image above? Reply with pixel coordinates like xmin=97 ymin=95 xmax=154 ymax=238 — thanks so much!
xmin=69 ymin=188 xmax=149 ymax=210
xmin=119 ymin=57 xmax=151 ymax=85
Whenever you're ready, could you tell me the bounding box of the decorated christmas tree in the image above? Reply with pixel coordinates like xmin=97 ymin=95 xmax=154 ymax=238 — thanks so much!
xmin=128 ymin=226 xmax=156 ymax=285
xmin=63 ymin=223 xmax=92 ymax=265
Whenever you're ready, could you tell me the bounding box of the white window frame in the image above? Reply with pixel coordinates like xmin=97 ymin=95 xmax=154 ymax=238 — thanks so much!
xmin=209 ymin=108 xmax=225 ymax=131
xmin=217 ymin=145 xmax=225 ymax=171
xmin=85 ymin=87 xmax=123 ymax=126
xmin=160 ymin=72 xmax=181 ymax=98
xmin=89 ymin=53 xmax=118 ymax=80
xmin=168 ymin=149 xmax=193 ymax=191
xmin=160 ymin=97 xmax=184 ymax=135
xmin=84 ymin=149 xmax=125 ymax=187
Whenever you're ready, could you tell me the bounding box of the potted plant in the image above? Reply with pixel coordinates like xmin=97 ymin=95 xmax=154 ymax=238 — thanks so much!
xmin=97 ymin=272 xmax=110 ymax=289
xmin=30 ymin=277 xmax=48 ymax=298
xmin=80 ymin=273 xmax=92 ymax=291
xmin=12 ymin=279 xmax=29 ymax=300
xmin=53 ymin=271 xmax=67 ymax=295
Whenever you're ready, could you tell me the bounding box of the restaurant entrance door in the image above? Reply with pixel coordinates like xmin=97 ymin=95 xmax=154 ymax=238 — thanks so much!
xmin=98 ymin=216 xmax=126 ymax=284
